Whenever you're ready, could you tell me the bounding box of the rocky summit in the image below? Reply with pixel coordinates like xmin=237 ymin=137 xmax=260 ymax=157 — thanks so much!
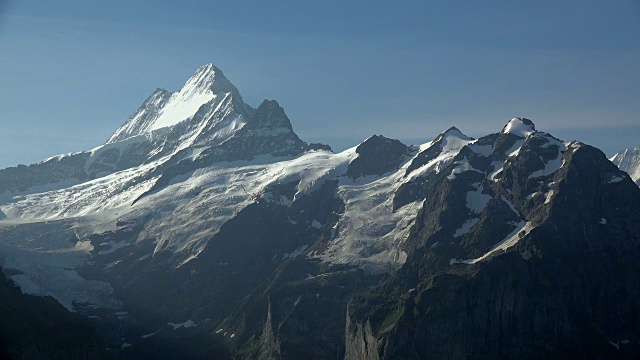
xmin=0 ymin=65 xmax=639 ymax=359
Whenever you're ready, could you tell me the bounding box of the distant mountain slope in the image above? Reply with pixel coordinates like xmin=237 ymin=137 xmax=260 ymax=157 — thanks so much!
xmin=611 ymin=147 xmax=640 ymax=186
xmin=0 ymin=266 xmax=105 ymax=359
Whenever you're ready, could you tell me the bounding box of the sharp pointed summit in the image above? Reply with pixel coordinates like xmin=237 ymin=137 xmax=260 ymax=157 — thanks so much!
xmin=106 ymin=63 xmax=250 ymax=144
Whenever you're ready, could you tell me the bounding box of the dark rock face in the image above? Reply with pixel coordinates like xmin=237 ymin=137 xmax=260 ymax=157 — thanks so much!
xmin=347 ymin=135 xmax=409 ymax=178
xmin=214 ymin=99 xmax=308 ymax=159
xmin=345 ymin=143 xmax=640 ymax=359
xmin=0 ymin=267 xmax=106 ymax=360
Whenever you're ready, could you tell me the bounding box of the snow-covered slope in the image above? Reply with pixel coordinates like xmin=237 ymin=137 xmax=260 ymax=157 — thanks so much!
xmin=611 ymin=147 xmax=640 ymax=186
xmin=321 ymin=128 xmax=474 ymax=272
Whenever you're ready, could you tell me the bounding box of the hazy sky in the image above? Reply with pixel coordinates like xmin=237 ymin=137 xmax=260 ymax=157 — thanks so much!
xmin=1 ymin=0 xmax=639 ymax=168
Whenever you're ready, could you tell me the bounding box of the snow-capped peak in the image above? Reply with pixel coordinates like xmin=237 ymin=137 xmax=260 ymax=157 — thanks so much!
xmin=140 ymin=64 xmax=242 ymax=134
xmin=428 ymin=126 xmax=473 ymax=152
xmin=106 ymin=63 xmax=246 ymax=144
xmin=611 ymin=147 xmax=640 ymax=185
xmin=442 ymin=126 xmax=471 ymax=140
xmin=501 ymin=118 xmax=536 ymax=137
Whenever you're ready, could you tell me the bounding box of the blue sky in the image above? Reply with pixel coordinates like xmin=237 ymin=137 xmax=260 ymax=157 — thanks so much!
xmin=0 ymin=0 xmax=639 ymax=168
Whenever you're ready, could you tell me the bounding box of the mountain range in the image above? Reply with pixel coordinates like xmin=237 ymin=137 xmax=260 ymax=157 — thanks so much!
xmin=0 ymin=64 xmax=638 ymax=359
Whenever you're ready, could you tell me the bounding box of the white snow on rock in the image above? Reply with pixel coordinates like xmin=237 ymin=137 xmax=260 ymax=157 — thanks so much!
xmin=409 ymin=130 xmax=474 ymax=178
xmin=526 ymin=192 xmax=540 ymax=200
xmin=467 ymin=143 xmax=493 ymax=157
xmin=607 ymin=175 xmax=625 ymax=184
xmin=529 ymin=150 xmax=565 ymax=178
xmin=322 ymin=130 xmax=472 ymax=273
xmin=283 ymin=245 xmax=308 ymax=259
xmin=501 ymin=118 xmax=536 ymax=138
xmin=453 ymin=218 xmax=479 ymax=237
xmin=148 ymin=66 xmax=218 ymax=132
xmin=488 ymin=161 xmax=505 ymax=182
xmin=501 ymin=195 xmax=520 ymax=216
xmin=611 ymin=148 xmax=640 ymax=185
xmin=107 ymin=64 xmax=226 ymax=143
xmin=142 ymin=329 xmax=163 ymax=339
xmin=168 ymin=320 xmax=197 ymax=330
xmin=466 ymin=183 xmax=491 ymax=214
xmin=544 ymin=189 xmax=555 ymax=204
xmin=447 ymin=159 xmax=483 ymax=180
xmin=505 ymin=139 xmax=525 ymax=157
xmin=451 ymin=221 xmax=534 ymax=265
xmin=0 ymin=232 xmax=121 ymax=311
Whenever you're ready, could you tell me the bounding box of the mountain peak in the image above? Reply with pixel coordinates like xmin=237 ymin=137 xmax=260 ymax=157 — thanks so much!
xmin=185 ymin=63 xmax=239 ymax=96
xmin=106 ymin=63 xmax=249 ymax=144
xmin=501 ymin=117 xmax=536 ymax=137
xmin=347 ymin=135 xmax=409 ymax=178
xmin=246 ymin=99 xmax=293 ymax=132
xmin=430 ymin=126 xmax=473 ymax=146
xmin=442 ymin=126 xmax=471 ymax=140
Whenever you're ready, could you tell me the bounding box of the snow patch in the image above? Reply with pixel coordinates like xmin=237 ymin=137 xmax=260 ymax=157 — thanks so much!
xmin=142 ymin=329 xmax=163 ymax=339
xmin=451 ymin=221 xmax=534 ymax=264
xmin=453 ymin=218 xmax=479 ymax=237
xmin=544 ymin=190 xmax=555 ymax=204
xmin=501 ymin=118 xmax=535 ymax=137
xmin=283 ymin=245 xmax=308 ymax=259
xmin=447 ymin=160 xmax=483 ymax=180
xmin=607 ymin=175 xmax=625 ymax=184
xmin=529 ymin=151 xmax=564 ymax=178
xmin=467 ymin=142 xmax=493 ymax=157
xmin=168 ymin=320 xmax=197 ymax=330
xmin=489 ymin=161 xmax=504 ymax=182
xmin=505 ymin=139 xmax=525 ymax=157
xmin=74 ymin=240 xmax=94 ymax=253
xmin=466 ymin=183 xmax=491 ymax=214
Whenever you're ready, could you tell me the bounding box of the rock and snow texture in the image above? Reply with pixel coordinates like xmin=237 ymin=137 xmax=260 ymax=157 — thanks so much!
xmin=320 ymin=128 xmax=475 ymax=272
xmin=0 ymin=61 xmax=605 ymax=312
xmin=501 ymin=117 xmax=536 ymax=137
xmin=451 ymin=221 xmax=534 ymax=265
xmin=106 ymin=64 xmax=241 ymax=143
xmin=611 ymin=147 xmax=640 ymax=186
